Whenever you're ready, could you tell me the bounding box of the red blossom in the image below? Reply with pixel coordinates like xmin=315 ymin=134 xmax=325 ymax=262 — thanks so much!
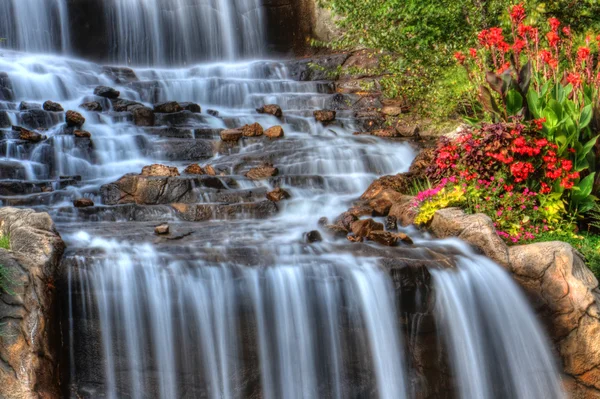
xmin=566 ymin=72 xmax=582 ymax=88
xmin=469 ymin=48 xmax=477 ymax=58
xmin=577 ymin=46 xmax=591 ymax=63
xmin=533 ymin=118 xmax=546 ymax=131
xmin=510 ymin=4 xmax=526 ymax=24
xmin=513 ymin=38 xmax=527 ymax=53
xmin=454 ymin=51 xmax=467 ymax=64
xmin=562 ymin=26 xmax=571 ymax=36
xmin=548 ymin=17 xmax=561 ymax=32
xmin=546 ymin=31 xmax=560 ymax=47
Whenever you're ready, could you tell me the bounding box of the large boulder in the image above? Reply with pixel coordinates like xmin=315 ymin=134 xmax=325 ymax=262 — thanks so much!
xmin=360 ymin=173 xmax=414 ymax=201
xmin=79 ymin=101 xmax=103 ymax=112
xmin=17 ymin=127 xmax=46 ymax=143
xmin=314 ymin=109 xmax=336 ymax=123
xmin=220 ymin=129 xmax=243 ymax=142
xmin=0 ymin=208 xmax=64 ymax=399
xmin=265 ymin=125 xmax=284 ymax=139
xmin=154 ymin=101 xmax=184 ymax=114
xmin=131 ymin=106 xmax=155 ymax=127
xmin=242 ymin=122 xmax=264 ymax=137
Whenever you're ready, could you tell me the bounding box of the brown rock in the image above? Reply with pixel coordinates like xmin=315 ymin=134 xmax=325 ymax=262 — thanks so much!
xmin=204 ymin=165 xmax=217 ymax=176
xmin=323 ymin=224 xmax=349 ymax=238
xmin=369 ymin=198 xmax=393 ymax=216
xmin=246 ymin=164 xmax=278 ymax=180
xmin=94 ymin=85 xmax=120 ymax=99
xmin=80 ymin=101 xmax=103 ymax=112
xmin=43 ymin=100 xmax=63 ymax=112
xmin=155 ymin=223 xmax=170 ymax=235
xmin=154 ymin=101 xmax=183 ymax=113
xmin=266 ymin=187 xmax=291 ymax=202
xmin=334 ymin=212 xmax=358 ymax=231
xmin=361 ymin=174 xmax=413 ymax=200
xmin=184 ymin=164 xmax=205 ymax=175
xmin=351 ymin=218 xmax=384 ymax=238
xmin=371 ymin=128 xmax=399 ymax=138
xmin=131 ymin=106 xmax=155 ymax=127
xmin=347 ymin=235 xmax=364 ymax=243
xmin=257 ymin=104 xmax=283 ymax=117
xmin=265 ymin=125 xmax=284 ymax=139
xmin=180 ymin=102 xmax=201 ymax=113
xmin=382 ymin=106 xmax=403 ymax=116
xmin=367 ymin=230 xmax=398 ymax=246
xmin=220 ymin=129 xmax=243 ymax=142
xmin=65 ymin=110 xmax=85 ymax=127
xmin=388 ymin=196 xmax=419 ymax=227
xmin=409 ymin=148 xmax=435 ymax=177
xmin=314 ymin=109 xmax=336 ymax=123
xmin=242 ymin=122 xmax=264 ymax=137
xmin=18 ymin=127 xmax=45 ymax=143
xmin=73 ymin=198 xmax=94 ymax=208
xmin=348 ymin=206 xmax=374 ymax=218
xmin=141 ymin=164 xmax=180 ymax=177
xmin=394 ymin=232 xmax=414 ymax=244
xmin=74 ymin=130 xmax=91 ymax=138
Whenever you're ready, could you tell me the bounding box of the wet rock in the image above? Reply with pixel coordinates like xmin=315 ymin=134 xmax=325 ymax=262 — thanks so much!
xmin=409 ymin=148 xmax=436 ymax=177
xmin=80 ymin=101 xmax=103 ymax=112
xmin=314 ymin=109 xmax=336 ymax=123
xmin=348 ymin=205 xmax=373 ymax=218
xmin=385 ymin=215 xmax=398 ymax=230
xmin=323 ymin=224 xmax=349 ymax=238
xmin=0 ymin=72 xmax=14 ymax=101
xmin=0 ymin=111 xmax=10 ymax=128
xmin=395 ymin=232 xmax=414 ymax=244
xmin=131 ymin=106 xmax=155 ymax=127
xmin=265 ymin=125 xmax=284 ymax=139
xmin=370 ymin=128 xmax=400 ymax=138
xmin=183 ymin=164 xmax=205 ymax=175
xmin=304 ymin=230 xmax=323 ymax=243
xmin=66 ymin=110 xmax=85 ymax=127
xmin=367 ymin=230 xmax=398 ymax=246
xmin=389 ymin=196 xmax=419 ymax=227
xmin=141 ymin=164 xmax=180 ymax=177
xmin=73 ymin=198 xmax=94 ymax=208
xmin=154 ymin=101 xmax=184 ymax=113
xmin=266 ymin=187 xmax=291 ymax=202
xmin=17 ymin=126 xmax=45 ymax=143
xmin=112 ymin=99 xmax=142 ymax=112
xmin=94 ymin=85 xmax=120 ymax=99
xmin=43 ymin=100 xmax=64 ymax=112
xmin=334 ymin=211 xmax=358 ymax=231
xmin=155 ymin=223 xmax=170 ymax=235
xmin=220 ymin=129 xmax=243 ymax=142
xmin=318 ymin=217 xmax=329 ymax=226
xmin=102 ymin=66 xmax=139 ymax=83
xmin=180 ymin=102 xmax=201 ymax=113
xmin=369 ymin=198 xmax=393 ymax=216
xmin=361 ymin=173 xmax=414 ymax=200
xmin=347 ymin=235 xmax=363 ymax=243
xmin=19 ymin=101 xmax=41 ymax=110
xmin=19 ymin=108 xmax=61 ymax=129
xmin=204 ymin=165 xmax=217 ymax=176
xmin=257 ymin=104 xmax=283 ymax=117
xmin=246 ymin=164 xmax=278 ymax=180
xmin=207 ymin=109 xmax=219 ymax=117
xmin=351 ymin=218 xmax=384 ymax=238
xmin=74 ymin=130 xmax=92 ymax=138
xmin=242 ymin=122 xmax=264 ymax=137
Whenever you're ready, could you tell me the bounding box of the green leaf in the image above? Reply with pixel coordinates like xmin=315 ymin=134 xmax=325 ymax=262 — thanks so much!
xmin=506 ymin=90 xmax=523 ymax=117
xmin=580 ymin=104 xmax=593 ymax=129
xmin=543 ymin=107 xmax=559 ymax=129
xmin=527 ymin=90 xmax=542 ymax=118
xmin=573 ymin=172 xmax=596 ymax=201
xmin=547 ymin=99 xmax=563 ymax=121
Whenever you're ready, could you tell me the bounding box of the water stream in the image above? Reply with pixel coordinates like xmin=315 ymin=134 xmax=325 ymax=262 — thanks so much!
xmin=0 ymin=1 xmax=566 ymax=398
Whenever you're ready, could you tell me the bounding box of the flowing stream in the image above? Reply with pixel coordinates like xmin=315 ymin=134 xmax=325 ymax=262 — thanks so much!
xmin=0 ymin=1 xmax=566 ymax=398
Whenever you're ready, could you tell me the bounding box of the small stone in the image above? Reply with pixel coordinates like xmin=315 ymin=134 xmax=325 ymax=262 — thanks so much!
xmin=266 ymin=187 xmax=291 ymax=202
xmin=394 ymin=232 xmax=414 ymax=245
xmin=74 ymin=130 xmax=91 ymax=138
xmin=246 ymin=164 xmax=278 ymax=180
xmin=371 ymin=129 xmax=399 ymax=138
xmin=324 ymin=224 xmax=349 ymax=238
xmin=66 ymin=110 xmax=85 ymax=127
xmin=18 ymin=101 xmax=41 ymax=110
xmin=180 ymin=102 xmax=201 ymax=113
xmin=265 ymin=125 xmax=284 ymax=139
xmin=184 ymin=164 xmax=205 ymax=175
xmin=207 ymin=109 xmax=219 ymax=117
xmin=334 ymin=212 xmax=358 ymax=231
xmin=304 ymin=230 xmax=323 ymax=243
xmin=131 ymin=106 xmax=155 ymax=127
xmin=141 ymin=164 xmax=180 ymax=177
xmin=80 ymin=101 xmax=103 ymax=112
xmin=18 ymin=127 xmax=45 ymax=143
xmin=155 ymin=224 xmax=170 ymax=235
xmin=385 ymin=215 xmax=398 ymax=231
xmin=94 ymin=86 xmax=120 ymax=99
xmin=347 ymin=235 xmax=363 ymax=243
xmin=242 ymin=122 xmax=264 ymax=137
xmin=318 ymin=217 xmax=329 ymax=226
xmin=220 ymin=129 xmax=243 ymax=142
xmin=257 ymin=104 xmax=283 ymax=117
xmin=314 ymin=109 xmax=336 ymax=123
xmin=368 ymin=230 xmax=398 ymax=246
xmin=381 ymin=106 xmax=403 ymax=116
xmin=204 ymin=165 xmax=217 ymax=176
xmin=351 ymin=218 xmax=384 ymax=238
xmin=73 ymin=198 xmax=94 ymax=208
xmin=154 ymin=101 xmax=184 ymax=113
xmin=43 ymin=100 xmax=64 ymax=112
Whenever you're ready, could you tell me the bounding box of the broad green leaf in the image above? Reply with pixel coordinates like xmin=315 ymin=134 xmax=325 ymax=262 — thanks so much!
xmin=543 ymin=107 xmax=559 ymax=129
xmin=506 ymin=90 xmax=523 ymax=117
xmin=580 ymin=104 xmax=593 ymax=129
xmin=527 ymin=90 xmax=542 ymax=118
xmin=547 ymin=99 xmax=563 ymax=121
xmin=573 ymin=172 xmax=596 ymax=201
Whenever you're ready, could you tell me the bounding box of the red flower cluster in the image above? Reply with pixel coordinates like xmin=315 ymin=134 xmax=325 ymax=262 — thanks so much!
xmin=510 ymin=161 xmax=535 ymax=182
xmin=454 ymin=51 xmax=466 ymax=64
xmin=577 ymin=46 xmax=591 ymax=64
xmin=478 ymin=27 xmax=510 ymax=52
xmin=566 ymin=72 xmax=583 ymax=87
xmin=510 ymin=4 xmax=526 ymax=25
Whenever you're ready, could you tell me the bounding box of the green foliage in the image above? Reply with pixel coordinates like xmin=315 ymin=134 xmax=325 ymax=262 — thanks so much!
xmin=414 ymin=185 xmax=466 ymax=225
xmin=0 ymin=234 xmax=9 ymax=250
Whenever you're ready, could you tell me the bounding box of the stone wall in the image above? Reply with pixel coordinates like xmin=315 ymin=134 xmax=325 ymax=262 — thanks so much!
xmin=0 ymin=208 xmax=65 ymax=399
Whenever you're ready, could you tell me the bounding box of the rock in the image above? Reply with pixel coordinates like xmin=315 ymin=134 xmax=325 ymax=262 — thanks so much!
xmin=242 ymin=122 xmax=264 ymax=137
xmin=183 ymin=164 xmax=205 ymax=175
xmin=334 ymin=212 xmax=358 ymax=231
xmin=73 ymin=198 xmax=94 ymax=208
xmin=265 ymin=125 xmax=284 ymax=139
xmin=351 ymin=218 xmax=384 ymax=238
xmin=74 ymin=130 xmax=91 ymax=138
xmin=324 ymin=224 xmax=349 ymax=238
xmin=361 ymin=173 xmax=414 ymax=200
xmin=204 ymin=165 xmax=217 ymax=176
xmin=43 ymin=100 xmax=64 ymax=112
xmin=80 ymin=101 xmax=103 ymax=112
xmin=371 ymin=128 xmax=400 ymax=138
xmin=155 ymin=223 xmax=170 ymax=235
xmin=385 ymin=215 xmax=397 ymax=230
xmin=131 ymin=106 xmax=155 ymax=126
xmin=347 ymin=235 xmax=364 ymax=243
xmin=395 ymin=232 xmax=414 ymax=244
xmin=112 ymin=99 xmax=142 ymax=112
xmin=409 ymin=148 xmax=436 ymax=177
xmin=369 ymin=198 xmax=393 ymax=216
xmin=18 ymin=101 xmax=41 ymax=110
xmin=141 ymin=164 xmax=180 ymax=177
xmin=318 ymin=217 xmax=329 ymax=226
xmin=389 ymin=196 xmax=419 ymax=227
xmin=246 ymin=164 xmax=278 ymax=180
xmin=348 ymin=205 xmax=373 ymax=218
xmin=154 ymin=101 xmax=184 ymax=113
xmin=314 ymin=109 xmax=336 ymax=123
xmin=18 ymin=127 xmax=45 ymax=143
xmin=65 ymin=110 xmax=85 ymax=127
xmin=304 ymin=230 xmax=323 ymax=243
xmin=382 ymin=105 xmax=404 ymax=116
xmin=0 ymin=111 xmax=10 ymax=128
xmin=395 ymin=124 xmax=420 ymax=138
xmin=102 ymin=66 xmax=139 ymax=83
xmin=94 ymin=85 xmax=120 ymax=99
xmin=266 ymin=187 xmax=291 ymax=202
xmin=207 ymin=109 xmax=219 ymax=117
xmin=0 ymin=208 xmax=64 ymax=399
xmin=257 ymin=104 xmax=283 ymax=117
xmin=180 ymin=102 xmax=201 ymax=113
xmin=367 ymin=230 xmax=401 ymax=246
xmin=220 ymin=129 xmax=243 ymax=142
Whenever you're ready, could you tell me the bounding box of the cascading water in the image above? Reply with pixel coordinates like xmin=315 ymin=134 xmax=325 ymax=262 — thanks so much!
xmin=0 ymin=2 xmax=567 ymax=398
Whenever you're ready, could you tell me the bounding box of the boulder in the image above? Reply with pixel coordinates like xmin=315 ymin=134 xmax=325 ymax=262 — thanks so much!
xmin=154 ymin=101 xmax=184 ymax=113
xmin=314 ymin=109 xmax=336 ymax=123
xmin=409 ymin=147 xmax=436 ymax=177
xmin=0 ymin=111 xmax=10 ymax=128
xmin=0 ymin=208 xmax=64 ymax=399
xmin=257 ymin=104 xmax=283 ymax=117
xmin=112 ymin=99 xmax=142 ymax=112
xmin=94 ymin=85 xmax=120 ymax=99
xmin=79 ymin=101 xmax=103 ymax=112
xmin=102 ymin=66 xmax=139 ymax=83
xmin=220 ymin=129 xmax=243 ymax=142
xmin=361 ymin=174 xmax=414 ymax=200
xmin=18 ymin=127 xmax=45 ymax=143
xmin=246 ymin=164 xmax=278 ymax=180
xmin=265 ymin=125 xmax=284 ymax=139
xmin=382 ymin=105 xmax=404 ymax=116
xmin=155 ymin=223 xmax=170 ymax=235
xmin=242 ymin=122 xmax=264 ymax=137
xmin=266 ymin=187 xmax=291 ymax=202
xmin=367 ymin=230 xmax=398 ymax=246
xmin=65 ymin=110 xmax=85 ymax=127
xmin=73 ymin=198 xmax=94 ymax=208
xmin=141 ymin=164 xmax=180 ymax=177
xmin=385 ymin=215 xmax=398 ymax=230
xmin=131 ymin=106 xmax=155 ymax=127
xmin=43 ymin=100 xmax=64 ymax=112
xmin=334 ymin=212 xmax=358 ymax=231
xmin=74 ymin=130 xmax=92 ymax=138
xmin=180 ymin=102 xmax=201 ymax=113
xmin=323 ymin=224 xmax=349 ymax=238
xmin=207 ymin=109 xmax=219 ymax=117
xmin=18 ymin=101 xmax=41 ymax=110
xmin=369 ymin=197 xmax=393 ymax=216
xmin=351 ymin=218 xmax=384 ymax=238
xmin=388 ymin=196 xmax=419 ymax=227
xmin=183 ymin=164 xmax=205 ymax=175
xmin=304 ymin=230 xmax=323 ymax=243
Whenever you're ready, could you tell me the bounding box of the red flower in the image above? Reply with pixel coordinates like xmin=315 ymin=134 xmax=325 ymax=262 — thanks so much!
xmin=546 ymin=31 xmax=560 ymax=47
xmin=562 ymin=26 xmax=571 ymax=36
xmin=497 ymin=62 xmax=511 ymax=74
xmin=469 ymin=48 xmax=477 ymax=58
xmin=566 ymin=72 xmax=582 ymax=88
xmin=454 ymin=51 xmax=467 ymax=64
xmin=561 ymin=159 xmax=573 ymax=172
xmin=510 ymin=4 xmax=526 ymax=24
xmin=513 ymin=38 xmax=527 ymax=53
xmin=539 ymin=50 xmax=558 ymax=68
xmin=540 ymin=182 xmax=551 ymax=194
xmin=548 ymin=17 xmax=561 ymax=32
xmin=510 ymin=162 xmax=535 ymax=182
xmin=533 ymin=118 xmax=546 ymax=130
xmin=518 ymin=24 xmax=532 ymax=37
xmin=577 ymin=46 xmax=591 ymax=63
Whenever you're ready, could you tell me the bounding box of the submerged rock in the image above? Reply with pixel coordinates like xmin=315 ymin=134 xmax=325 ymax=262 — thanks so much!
xmin=17 ymin=126 xmax=46 ymax=143
xmin=155 ymin=223 xmax=170 ymax=235
xmin=304 ymin=230 xmax=323 ymax=243
xmin=73 ymin=198 xmax=94 ymax=208
xmin=180 ymin=102 xmax=201 ymax=113
xmin=18 ymin=101 xmax=41 ymax=110
xmin=131 ymin=106 xmax=155 ymax=126
xmin=351 ymin=218 xmax=384 ymax=238
xmin=141 ymin=164 xmax=180 ymax=177
xmin=266 ymin=187 xmax=291 ymax=202
xmin=80 ymin=101 xmax=103 ymax=112
xmin=43 ymin=100 xmax=64 ymax=112
xmin=257 ymin=104 xmax=283 ymax=117
xmin=154 ymin=101 xmax=184 ymax=113
xmin=246 ymin=164 xmax=278 ymax=180
xmin=220 ymin=129 xmax=243 ymax=142
xmin=0 ymin=111 xmax=10 ymax=128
